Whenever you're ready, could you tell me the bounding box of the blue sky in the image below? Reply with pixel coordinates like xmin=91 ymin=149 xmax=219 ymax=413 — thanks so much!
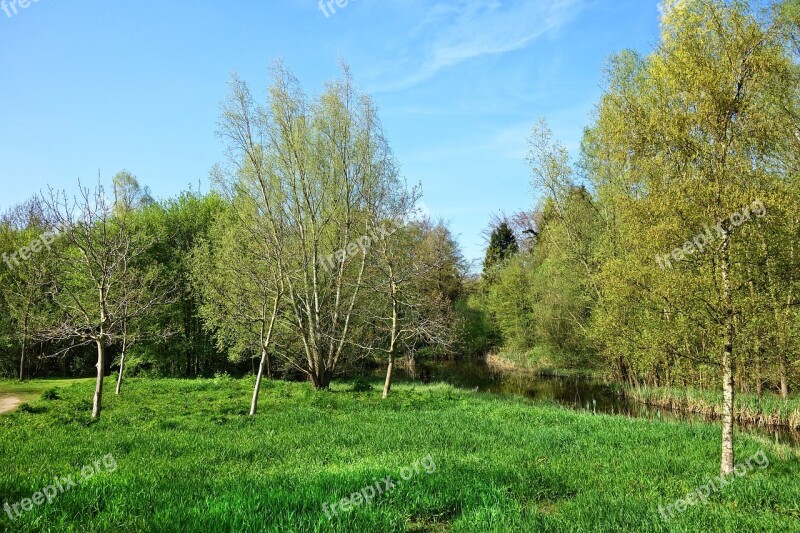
xmin=0 ymin=0 xmax=661 ymax=266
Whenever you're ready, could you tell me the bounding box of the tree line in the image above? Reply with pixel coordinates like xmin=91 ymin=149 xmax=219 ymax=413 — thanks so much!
xmin=0 ymin=63 xmax=467 ymax=419
xmin=472 ymin=0 xmax=800 ymax=474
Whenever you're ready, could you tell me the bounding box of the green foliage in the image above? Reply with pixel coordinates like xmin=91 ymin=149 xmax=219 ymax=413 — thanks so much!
xmin=479 ymin=0 xmax=800 ymax=398
xmin=583 ymin=0 xmax=800 ymax=393
xmin=126 ymin=190 xmax=228 ymax=377
xmin=348 ymin=377 xmax=374 ymax=392
xmin=477 ymin=185 xmax=599 ymax=368
xmin=41 ymin=388 xmax=60 ymax=401
xmin=452 ymin=292 xmax=500 ymax=357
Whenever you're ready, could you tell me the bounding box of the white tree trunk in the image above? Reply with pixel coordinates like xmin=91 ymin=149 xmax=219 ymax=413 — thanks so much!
xmin=250 ymin=296 xmax=280 ymax=416
xmin=250 ymin=347 xmax=268 ymax=416
xmin=382 ymin=280 xmax=398 ymax=399
xmin=382 ymin=352 xmax=394 ymax=399
xmin=92 ymin=337 xmax=106 ymax=419
xmin=116 ymin=324 xmax=128 ymax=396
xmin=720 ymin=227 xmax=735 ymax=475
xmin=19 ymin=335 xmax=26 ymax=382
xmin=115 ymin=349 xmax=126 ymax=396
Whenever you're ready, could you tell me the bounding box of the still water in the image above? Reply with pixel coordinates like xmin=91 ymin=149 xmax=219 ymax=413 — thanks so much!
xmin=389 ymin=359 xmax=800 ymax=447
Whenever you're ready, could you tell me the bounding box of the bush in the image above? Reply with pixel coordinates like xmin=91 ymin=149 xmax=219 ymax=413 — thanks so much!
xmin=41 ymin=388 xmax=61 ymax=401
xmin=349 ymin=378 xmax=374 ymax=393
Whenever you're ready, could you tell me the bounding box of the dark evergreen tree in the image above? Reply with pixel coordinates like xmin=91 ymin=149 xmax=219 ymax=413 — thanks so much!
xmin=483 ymin=222 xmax=518 ymax=274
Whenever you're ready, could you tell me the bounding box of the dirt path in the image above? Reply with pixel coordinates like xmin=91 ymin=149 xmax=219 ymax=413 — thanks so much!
xmin=0 ymin=394 xmax=23 ymax=414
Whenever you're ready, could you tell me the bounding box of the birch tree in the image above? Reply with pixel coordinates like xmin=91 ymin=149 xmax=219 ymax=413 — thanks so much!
xmin=588 ymin=0 xmax=797 ymax=474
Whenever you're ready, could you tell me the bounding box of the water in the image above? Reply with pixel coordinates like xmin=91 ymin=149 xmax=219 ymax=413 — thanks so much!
xmin=387 ymin=359 xmax=800 ymax=447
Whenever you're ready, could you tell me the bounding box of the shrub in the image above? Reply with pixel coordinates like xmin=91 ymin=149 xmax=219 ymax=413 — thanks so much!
xmin=349 ymin=378 xmax=374 ymax=393
xmin=41 ymin=388 xmax=61 ymax=401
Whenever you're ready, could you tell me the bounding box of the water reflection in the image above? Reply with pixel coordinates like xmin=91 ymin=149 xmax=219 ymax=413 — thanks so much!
xmin=388 ymin=359 xmax=800 ymax=447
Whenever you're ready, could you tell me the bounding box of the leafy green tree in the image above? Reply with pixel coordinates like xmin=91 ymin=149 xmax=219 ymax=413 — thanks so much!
xmin=370 ymin=216 xmax=464 ymax=398
xmin=191 ymin=186 xmax=285 ymax=416
xmin=1 ymin=198 xmax=57 ymax=381
xmin=213 ymin=63 xmax=410 ymax=390
xmin=112 ymin=170 xmax=154 ymax=215
xmin=587 ymin=0 xmax=797 ymax=474
xmin=136 ymin=191 xmax=226 ymax=377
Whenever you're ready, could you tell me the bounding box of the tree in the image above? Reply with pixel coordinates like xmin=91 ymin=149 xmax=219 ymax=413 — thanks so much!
xmin=214 ymin=63 xmax=408 ymax=390
xmin=192 ymin=191 xmax=284 ymax=416
xmin=1 ymin=197 xmax=56 ymax=381
xmin=146 ymin=191 xmax=227 ymax=377
xmin=482 ymin=222 xmax=518 ymax=274
xmin=109 ymin=172 xmax=173 ymax=395
xmin=41 ymin=182 xmax=168 ymax=418
xmin=588 ymin=0 xmax=797 ymax=474
xmin=112 ymin=170 xmax=154 ymax=215
xmin=372 ymin=216 xmax=462 ymax=398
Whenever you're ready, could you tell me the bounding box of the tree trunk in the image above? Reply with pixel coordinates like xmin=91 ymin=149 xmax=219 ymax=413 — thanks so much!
xmin=250 ymin=296 xmax=280 ymax=416
xmin=92 ymin=337 xmax=106 ymax=419
xmin=115 ymin=325 xmax=128 ymax=396
xmin=19 ymin=312 xmax=30 ymax=382
xmin=780 ymin=355 xmax=789 ymax=399
xmin=782 ymin=236 xmax=796 ymax=399
xmin=19 ymin=336 xmax=26 ymax=382
xmin=115 ymin=348 xmax=126 ymax=396
xmin=310 ymin=368 xmax=332 ymax=390
xmin=382 ymin=279 xmax=399 ymax=399
xmin=755 ymin=348 xmax=763 ymax=398
xmin=618 ymin=357 xmax=629 ymax=385
xmin=383 ymin=352 xmax=395 ymax=399
xmin=720 ymin=227 xmax=735 ymax=475
xmin=250 ymin=347 xmax=268 ymax=416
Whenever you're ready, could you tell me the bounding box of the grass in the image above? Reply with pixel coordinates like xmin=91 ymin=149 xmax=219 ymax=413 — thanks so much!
xmin=0 ymin=378 xmax=93 ymax=405
xmin=628 ymin=385 xmax=800 ymax=430
xmin=487 ymin=350 xmax=601 ymax=379
xmin=0 ymin=377 xmax=797 ymax=532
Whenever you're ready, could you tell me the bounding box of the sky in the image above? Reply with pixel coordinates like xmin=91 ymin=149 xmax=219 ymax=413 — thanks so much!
xmin=0 ymin=0 xmax=662 ymax=267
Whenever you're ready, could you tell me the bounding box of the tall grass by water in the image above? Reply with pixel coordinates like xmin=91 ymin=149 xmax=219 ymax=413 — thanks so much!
xmin=628 ymin=385 xmax=800 ymax=430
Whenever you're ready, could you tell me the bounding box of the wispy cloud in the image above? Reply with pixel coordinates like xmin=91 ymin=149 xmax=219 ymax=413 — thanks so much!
xmin=370 ymin=0 xmax=586 ymax=92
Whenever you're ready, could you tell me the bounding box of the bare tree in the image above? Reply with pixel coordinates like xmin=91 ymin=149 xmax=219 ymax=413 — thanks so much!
xmin=41 ymin=182 xmax=167 ymax=418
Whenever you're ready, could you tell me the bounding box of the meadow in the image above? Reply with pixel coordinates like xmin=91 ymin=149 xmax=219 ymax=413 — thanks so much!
xmin=0 ymin=378 xmax=799 ymax=532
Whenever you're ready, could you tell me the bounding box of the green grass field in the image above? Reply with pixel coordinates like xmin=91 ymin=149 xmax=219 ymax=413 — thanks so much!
xmin=0 ymin=377 xmax=799 ymax=532
xmin=0 ymin=378 xmax=92 ymax=405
